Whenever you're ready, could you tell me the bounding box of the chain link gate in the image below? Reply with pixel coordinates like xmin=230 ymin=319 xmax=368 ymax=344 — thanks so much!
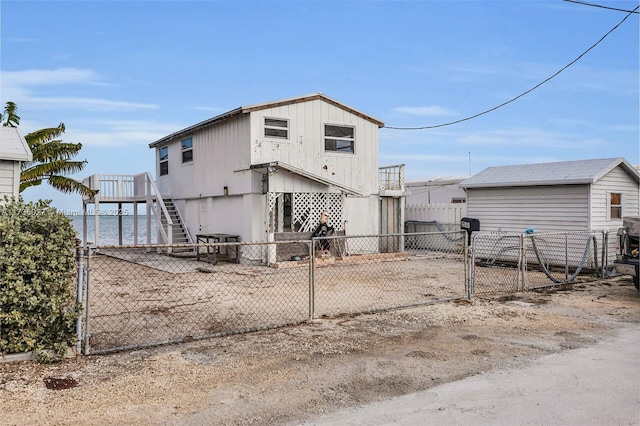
xmin=470 ymin=231 xmax=607 ymax=295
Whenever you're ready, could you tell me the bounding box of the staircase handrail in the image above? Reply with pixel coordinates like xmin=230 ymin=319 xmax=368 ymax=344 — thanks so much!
xmin=143 ymin=172 xmax=173 ymax=245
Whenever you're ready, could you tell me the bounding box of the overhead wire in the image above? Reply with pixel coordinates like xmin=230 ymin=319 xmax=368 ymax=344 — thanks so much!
xmin=562 ymin=0 xmax=639 ymax=14
xmin=386 ymin=4 xmax=639 ymax=131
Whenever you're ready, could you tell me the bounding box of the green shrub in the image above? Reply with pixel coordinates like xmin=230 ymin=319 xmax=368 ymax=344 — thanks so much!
xmin=0 ymin=197 xmax=79 ymax=362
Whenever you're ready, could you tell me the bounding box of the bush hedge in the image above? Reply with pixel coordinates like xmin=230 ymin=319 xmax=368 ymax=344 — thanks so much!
xmin=0 ymin=197 xmax=79 ymax=362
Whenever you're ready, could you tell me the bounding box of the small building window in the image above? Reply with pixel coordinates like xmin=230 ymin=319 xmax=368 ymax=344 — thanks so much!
xmin=159 ymin=146 xmax=168 ymax=176
xmin=264 ymin=118 xmax=288 ymax=139
xmin=182 ymin=138 xmax=193 ymax=163
xmin=325 ymin=125 xmax=355 ymax=154
xmin=610 ymin=192 xmax=622 ymax=220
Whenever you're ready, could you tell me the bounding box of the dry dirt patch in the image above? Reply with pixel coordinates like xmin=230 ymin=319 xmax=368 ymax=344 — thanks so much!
xmin=1 ymin=277 xmax=638 ymax=425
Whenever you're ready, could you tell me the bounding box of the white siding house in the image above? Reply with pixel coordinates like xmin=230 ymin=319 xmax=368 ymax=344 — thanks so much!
xmin=404 ymin=177 xmax=469 ymax=227
xmin=82 ymin=94 xmax=407 ymax=251
xmin=406 ymin=177 xmax=468 ymax=205
xmin=148 ymin=93 xmax=392 ymax=244
xmin=0 ymin=127 xmax=32 ymax=199
xmin=459 ymin=158 xmax=640 ymax=234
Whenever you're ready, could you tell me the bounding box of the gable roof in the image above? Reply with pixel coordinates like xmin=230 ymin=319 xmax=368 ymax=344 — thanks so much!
xmin=149 ymin=93 xmax=385 ymax=148
xmin=0 ymin=127 xmax=33 ymax=162
xmin=460 ymin=158 xmax=640 ymax=189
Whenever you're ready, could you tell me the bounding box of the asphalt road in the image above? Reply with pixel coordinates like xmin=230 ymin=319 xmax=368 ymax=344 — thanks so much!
xmin=302 ymin=326 xmax=640 ymax=426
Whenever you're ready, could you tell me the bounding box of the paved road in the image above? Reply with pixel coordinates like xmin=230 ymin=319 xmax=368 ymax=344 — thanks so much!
xmin=302 ymin=326 xmax=640 ymax=426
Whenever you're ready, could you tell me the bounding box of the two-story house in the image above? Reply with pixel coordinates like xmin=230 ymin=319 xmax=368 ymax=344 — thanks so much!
xmin=83 ymin=94 xmax=406 ymax=253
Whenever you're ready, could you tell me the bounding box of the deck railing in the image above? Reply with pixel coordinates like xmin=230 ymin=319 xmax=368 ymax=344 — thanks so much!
xmin=81 ymin=173 xmax=174 ymax=247
xmin=379 ymin=164 xmax=405 ymax=191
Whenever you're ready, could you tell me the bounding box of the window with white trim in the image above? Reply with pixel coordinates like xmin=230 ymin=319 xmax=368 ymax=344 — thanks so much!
xmin=182 ymin=137 xmax=193 ymax=163
xmin=159 ymin=146 xmax=169 ymax=176
xmin=264 ymin=118 xmax=288 ymax=139
xmin=324 ymin=124 xmax=355 ymax=154
xmin=610 ymin=192 xmax=622 ymax=220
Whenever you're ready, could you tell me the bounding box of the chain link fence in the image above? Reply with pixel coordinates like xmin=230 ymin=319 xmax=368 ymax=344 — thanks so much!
xmin=76 ymin=229 xmax=609 ymax=354
xmin=78 ymin=231 xmax=468 ymax=354
xmin=312 ymin=231 xmax=467 ymax=318
xmin=470 ymin=231 xmax=607 ymax=294
xmin=80 ymin=242 xmax=311 ymax=354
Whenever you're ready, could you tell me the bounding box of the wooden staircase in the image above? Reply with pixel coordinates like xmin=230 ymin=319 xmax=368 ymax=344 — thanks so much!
xmin=159 ymin=199 xmax=193 ymax=247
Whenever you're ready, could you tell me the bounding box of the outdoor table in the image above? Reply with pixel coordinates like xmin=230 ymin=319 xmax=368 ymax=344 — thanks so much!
xmin=196 ymin=233 xmax=240 ymax=264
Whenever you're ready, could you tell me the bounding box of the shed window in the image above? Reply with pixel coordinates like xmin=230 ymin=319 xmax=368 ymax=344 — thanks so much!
xmin=610 ymin=192 xmax=622 ymax=220
xmin=182 ymin=138 xmax=193 ymax=163
xmin=159 ymin=146 xmax=168 ymax=176
xmin=264 ymin=118 xmax=288 ymax=139
xmin=325 ymin=125 xmax=355 ymax=154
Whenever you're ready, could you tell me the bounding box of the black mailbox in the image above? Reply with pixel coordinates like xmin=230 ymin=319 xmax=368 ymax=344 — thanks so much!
xmin=461 ymin=217 xmax=480 ymax=244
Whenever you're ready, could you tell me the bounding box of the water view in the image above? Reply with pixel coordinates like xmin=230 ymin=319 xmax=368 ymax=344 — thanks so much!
xmin=70 ymin=215 xmax=158 ymax=246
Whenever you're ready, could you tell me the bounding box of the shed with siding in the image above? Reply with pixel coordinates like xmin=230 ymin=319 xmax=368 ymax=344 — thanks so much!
xmin=0 ymin=127 xmax=32 ymax=198
xmin=459 ymin=158 xmax=640 ymax=234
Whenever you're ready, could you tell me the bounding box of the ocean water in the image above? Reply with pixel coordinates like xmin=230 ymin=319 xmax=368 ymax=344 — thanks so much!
xmin=70 ymin=215 xmax=158 ymax=246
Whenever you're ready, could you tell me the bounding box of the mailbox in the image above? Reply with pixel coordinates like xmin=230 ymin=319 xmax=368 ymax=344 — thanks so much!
xmin=460 ymin=217 xmax=480 ymax=244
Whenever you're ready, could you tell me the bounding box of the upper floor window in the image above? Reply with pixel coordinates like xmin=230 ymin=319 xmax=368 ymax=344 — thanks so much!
xmin=610 ymin=192 xmax=622 ymax=220
xmin=325 ymin=125 xmax=355 ymax=154
xmin=264 ymin=118 xmax=288 ymax=139
xmin=159 ymin=146 xmax=169 ymax=176
xmin=182 ymin=138 xmax=193 ymax=163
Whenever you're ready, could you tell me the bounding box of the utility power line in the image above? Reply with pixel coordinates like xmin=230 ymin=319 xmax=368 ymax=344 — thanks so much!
xmin=386 ymin=4 xmax=639 ymax=131
xmin=563 ymin=0 xmax=639 ymax=14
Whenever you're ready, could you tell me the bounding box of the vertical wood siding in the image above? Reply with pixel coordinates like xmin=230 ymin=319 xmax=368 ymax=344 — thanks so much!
xmin=466 ymin=185 xmax=590 ymax=233
xmin=250 ymin=99 xmax=379 ymax=195
xmin=406 ymin=203 xmax=467 ymax=224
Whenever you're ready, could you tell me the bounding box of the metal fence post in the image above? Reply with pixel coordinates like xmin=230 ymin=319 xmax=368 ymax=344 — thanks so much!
xmin=565 ymin=233 xmax=569 ymax=282
xmin=83 ymin=248 xmax=92 ymax=355
xmin=75 ymin=247 xmax=84 ymax=355
xmin=468 ymin=235 xmax=474 ymax=298
xmin=309 ymin=238 xmax=315 ymax=321
xmin=465 ymin=236 xmax=471 ymax=299
xmin=520 ymin=233 xmax=526 ymax=291
xmin=602 ymin=230 xmax=608 ymax=278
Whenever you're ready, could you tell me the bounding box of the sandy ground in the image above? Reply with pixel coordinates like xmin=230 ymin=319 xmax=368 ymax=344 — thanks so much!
xmin=1 ymin=276 xmax=638 ymax=425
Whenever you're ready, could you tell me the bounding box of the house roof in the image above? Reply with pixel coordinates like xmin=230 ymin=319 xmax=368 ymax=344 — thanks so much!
xmin=406 ymin=176 xmax=469 ymax=187
xmin=0 ymin=127 xmax=32 ymax=162
xmin=149 ymin=93 xmax=385 ymax=148
xmin=459 ymin=158 xmax=640 ymax=189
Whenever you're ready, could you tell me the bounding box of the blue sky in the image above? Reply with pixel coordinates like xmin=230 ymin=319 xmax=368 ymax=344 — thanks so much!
xmin=1 ymin=0 xmax=638 ymax=213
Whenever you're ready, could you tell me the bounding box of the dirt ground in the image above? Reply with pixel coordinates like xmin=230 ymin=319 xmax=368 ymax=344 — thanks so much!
xmin=1 ymin=276 xmax=638 ymax=426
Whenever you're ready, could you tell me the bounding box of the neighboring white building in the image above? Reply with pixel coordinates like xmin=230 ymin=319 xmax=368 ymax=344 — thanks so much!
xmin=404 ymin=177 xmax=469 ymax=227
xmin=83 ymin=94 xmax=407 ymax=251
xmin=459 ymin=157 xmax=640 ymax=234
xmin=405 ymin=176 xmax=468 ymax=205
xmin=0 ymin=127 xmax=32 ymax=199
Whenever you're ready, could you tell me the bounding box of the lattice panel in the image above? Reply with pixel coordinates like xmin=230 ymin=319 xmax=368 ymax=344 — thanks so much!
xmin=293 ymin=192 xmax=343 ymax=232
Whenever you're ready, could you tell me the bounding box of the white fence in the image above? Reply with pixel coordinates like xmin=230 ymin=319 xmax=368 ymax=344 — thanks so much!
xmin=406 ymin=203 xmax=467 ymax=225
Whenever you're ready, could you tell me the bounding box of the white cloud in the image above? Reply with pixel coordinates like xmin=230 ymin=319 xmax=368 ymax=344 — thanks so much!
xmin=1 ymin=68 xmax=157 ymax=111
xmin=27 ymin=96 xmax=157 ymax=112
xmin=394 ymin=106 xmax=457 ymax=116
xmin=2 ymin=68 xmax=102 ymax=86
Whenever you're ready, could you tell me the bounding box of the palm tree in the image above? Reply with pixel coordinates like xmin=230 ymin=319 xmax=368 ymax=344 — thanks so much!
xmin=1 ymin=102 xmax=96 ymax=198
